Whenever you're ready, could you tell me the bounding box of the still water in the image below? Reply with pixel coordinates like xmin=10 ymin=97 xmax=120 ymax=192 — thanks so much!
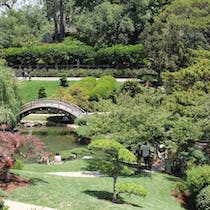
xmin=21 ymin=127 xmax=81 ymax=153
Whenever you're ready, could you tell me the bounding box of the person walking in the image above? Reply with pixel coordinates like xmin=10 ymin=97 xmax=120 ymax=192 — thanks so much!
xmin=135 ymin=145 xmax=142 ymax=168
xmin=141 ymin=142 xmax=151 ymax=170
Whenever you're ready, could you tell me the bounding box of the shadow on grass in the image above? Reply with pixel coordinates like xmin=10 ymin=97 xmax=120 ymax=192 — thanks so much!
xmin=83 ymin=190 xmax=143 ymax=208
xmin=30 ymin=177 xmax=49 ymax=185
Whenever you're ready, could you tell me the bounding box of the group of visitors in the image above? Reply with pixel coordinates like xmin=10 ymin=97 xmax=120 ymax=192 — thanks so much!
xmin=135 ymin=142 xmax=151 ymax=170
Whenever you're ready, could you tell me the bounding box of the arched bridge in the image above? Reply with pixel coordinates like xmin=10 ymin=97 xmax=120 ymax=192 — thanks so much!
xmin=19 ymin=99 xmax=87 ymax=120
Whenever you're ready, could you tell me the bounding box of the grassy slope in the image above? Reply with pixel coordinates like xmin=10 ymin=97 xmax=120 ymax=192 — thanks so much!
xmin=9 ymin=162 xmax=184 ymax=210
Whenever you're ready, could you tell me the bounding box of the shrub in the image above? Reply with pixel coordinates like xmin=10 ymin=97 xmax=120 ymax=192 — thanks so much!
xmin=89 ymin=76 xmax=117 ymax=100
xmin=186 ymin=165 xmax=210 ymax=197
xmin=13 ymin=159 xmax=24 ymax=170
xmin=181 ymin=147 xmax=209 ymax=166
xmin=38 ymin=87 xmax=47 ymax=98
xmin=174 ymin=181 xmax=188 ymax=194
xmin=60 ymin=76 xmax=69 ymax=87
xmin=116 ymin=182 xmax=147 ymax=198
xmin=121 ymin=80 xmax=142 ymax=97
xmin=73 ymin=77 xmax=97 ymax=94
xmin=196 ymin=185 xmax=210 ymax=210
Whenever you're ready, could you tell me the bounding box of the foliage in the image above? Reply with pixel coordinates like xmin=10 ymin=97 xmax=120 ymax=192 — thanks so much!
xmin=174 ymin=181 xmax=188 ymax=194
xmin=163 ymin=57 xmax=210 ymax=94
xmin=116 ymin=182 xmax=147 ymax=198
xmin=121 ymin=80 xmax=142 ymax=97
xmin=60 ymin=76 xmax=69 ymax=87
xmin=88 ymin=139 xmax=140 ymax=202
xmin=142 ymin=0 xmax=210 ymax=77
xmin=3 ymin=38 xmax=95 ymax=67
xmin=0 ymin=64 xmax=20 ymax=128
xmin=89 ymin=76 xmax=117 ymax=101
xmin=38 ymin=87 xmax=47 ymax=98
xmin=196 ymin=185 xmax=210 ymax=210
xmin=13 ymin=159 xmax=24 ymax=170
xmin=96 ymin=44 xmax=147 ymax=68
xmin=76 ymin=2 xmax=135 ymax=47
xmin=2 ymin=42 xmax=149 ymax=69
xmin=180 ymin=147 xmax=209 ymax=166
xmin=185 ymin=165 xmax=210 ymax=197
xmin=0 ymin=131 xmax=46 ymax=182
xmin=0 ymin=6 xmax=51 ymax=48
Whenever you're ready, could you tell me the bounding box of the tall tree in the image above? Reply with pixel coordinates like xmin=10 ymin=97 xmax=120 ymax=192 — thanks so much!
xmin=76 ymin=2 xmax=134 ymax=47
xmin=0 ymin=64 xmax=20 ymax=128
xmin=141 ymin=0 xmax=210 ymax=81
xmin=44 ymin=0 xmax=70 ymax=41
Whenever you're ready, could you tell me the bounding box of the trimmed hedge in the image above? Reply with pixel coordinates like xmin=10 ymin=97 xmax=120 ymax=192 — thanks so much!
xmin=2 ymin=38 xmax=148 ymax=69
xmin=196 ymin=185 xmax=210 ymax=210
xmin=96 ymin=44 xmax=148 ymax=68
xmin=89 ymin=76 xmax=117 ymax=100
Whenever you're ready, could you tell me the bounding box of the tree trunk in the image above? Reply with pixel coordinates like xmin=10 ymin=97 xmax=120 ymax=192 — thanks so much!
xmin=112 ymin=175 xmax=118 ymax=202
xmin=3 ymin=168 xmax=10 ymax=183
xmin=59 ymin=0 xmax=65 ymax=41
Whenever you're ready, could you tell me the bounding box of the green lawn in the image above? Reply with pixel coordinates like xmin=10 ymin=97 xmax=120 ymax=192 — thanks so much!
xmin=17 ymin=80 xmax=76 ymax=104
xmin=8 ymin=162 xmax=184 ymax=210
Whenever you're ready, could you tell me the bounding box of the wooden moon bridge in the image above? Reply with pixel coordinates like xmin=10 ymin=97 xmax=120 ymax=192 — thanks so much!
xmin=19 ymin=99 xmax=87 ymax=120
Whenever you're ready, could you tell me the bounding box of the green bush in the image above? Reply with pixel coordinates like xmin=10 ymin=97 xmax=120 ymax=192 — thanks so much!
xmin=116 ymin=182 xmax=147 ymax=197
xmin=181 ymin=147 xmax=209 ymax=165
xmin=96 ymin=44 xmax=147 ymax=68
xmin=13 ymin=159 xmax=24 ymax=170
xmin=73 ymin=77 xmax=97 ymax=94
xmin=60 ymin=76 xmax=69 ymax=87
xmin=121 ymin=80 xmax=142 ymax=97
xmin=38 ymin=87 xmax=47 ymax=98
xmin=89 ymin=76 xmax=117 ymax=100
xmin=196 ymin=185 xmax=210 ymax=210
xmin=186 ymin=165 xmax=210 ymax=197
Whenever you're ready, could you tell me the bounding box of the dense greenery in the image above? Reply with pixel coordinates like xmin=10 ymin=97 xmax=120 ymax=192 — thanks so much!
xmin=0 ymin=63 xmax=20 ymax=127
xmin=196 ymin=185 xmax=210 ymax=210
xmin=1 ymin=0 xmax=208 ymax=79
xmin=2 ymin=41 xmax=147 ymax=69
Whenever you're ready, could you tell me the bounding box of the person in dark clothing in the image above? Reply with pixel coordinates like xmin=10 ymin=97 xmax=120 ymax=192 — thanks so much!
xmin=135 ymin=145 xmax=142 ymax=168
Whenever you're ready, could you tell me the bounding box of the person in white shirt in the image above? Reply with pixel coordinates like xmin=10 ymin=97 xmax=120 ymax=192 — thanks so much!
xmin=53 ymin=153 xmax=62 ymax=164
xmin=141 ymin=142 xmax=151 ymax=169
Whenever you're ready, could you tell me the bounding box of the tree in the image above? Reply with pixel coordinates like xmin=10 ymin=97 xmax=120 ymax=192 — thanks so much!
xmin=0 ymin=64 xmax=20 ymax=128
xmin=0 ymin=131 xmax=47 ymax=182
xmin=0 ymin=6 xmax=51 ymax=47
xmin=43 ymin=0 xmax=71 ymax=41
xmin=76 ymin=2 xmax=134 ymax=47
xmin=141 ymin=0 xmax=210 ymax=81
xmin=88 ymin=139 xmax=147 ymax=202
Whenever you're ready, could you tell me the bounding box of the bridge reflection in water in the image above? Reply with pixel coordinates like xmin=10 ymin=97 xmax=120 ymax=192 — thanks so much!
xmin=19 ymin=99 xmax=87 ymax=121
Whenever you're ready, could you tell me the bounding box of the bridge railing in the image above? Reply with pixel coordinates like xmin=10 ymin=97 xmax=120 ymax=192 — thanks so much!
xmin=20 ymin=99 xmax=87 ymax=116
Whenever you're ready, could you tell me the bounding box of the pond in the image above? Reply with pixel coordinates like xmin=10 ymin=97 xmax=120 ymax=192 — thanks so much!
xmin=21 ymin=126 xmax=84 ymax=154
